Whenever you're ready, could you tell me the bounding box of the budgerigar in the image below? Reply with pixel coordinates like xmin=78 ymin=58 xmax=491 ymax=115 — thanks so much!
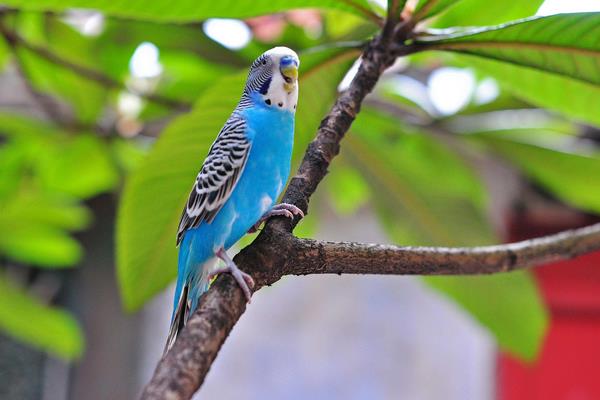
xmin=166 ymin=47 xmax=303 ymax=351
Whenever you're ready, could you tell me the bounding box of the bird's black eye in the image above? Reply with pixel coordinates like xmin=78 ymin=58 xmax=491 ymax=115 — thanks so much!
xmin=262 ymin=59 xmax=267 ymax=65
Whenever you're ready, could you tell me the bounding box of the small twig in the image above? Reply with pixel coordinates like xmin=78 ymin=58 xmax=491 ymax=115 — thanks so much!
xmin=340 ymin=0 xmax=385 ymax=27
xmin=6 ymin=38 xmax=73 ymax=126
xmin=0 ymin=21 xmax=191 ymax=112
xmin=413 ymin=0 xmax=440 ymax=21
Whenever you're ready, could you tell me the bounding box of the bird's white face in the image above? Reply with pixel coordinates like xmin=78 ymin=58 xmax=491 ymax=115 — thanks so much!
xmin=247 ymin=47 xmax=300 ymax=113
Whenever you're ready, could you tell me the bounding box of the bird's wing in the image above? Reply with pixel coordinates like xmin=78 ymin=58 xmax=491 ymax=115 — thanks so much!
xmin=176 ymin=113 xmax=251 ymax=245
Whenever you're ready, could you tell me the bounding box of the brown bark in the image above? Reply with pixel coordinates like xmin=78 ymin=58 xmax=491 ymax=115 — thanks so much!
xmin=288 ymin=224 xmax=600 ymax=276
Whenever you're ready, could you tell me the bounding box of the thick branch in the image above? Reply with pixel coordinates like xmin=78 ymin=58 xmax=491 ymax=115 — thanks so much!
xmin=288 ymin=223 xmax=600 ymax=276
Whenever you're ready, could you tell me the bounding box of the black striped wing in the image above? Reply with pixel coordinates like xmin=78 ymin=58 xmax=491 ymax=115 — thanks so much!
xmin=176 ymin=114 xmax=251 ymax=245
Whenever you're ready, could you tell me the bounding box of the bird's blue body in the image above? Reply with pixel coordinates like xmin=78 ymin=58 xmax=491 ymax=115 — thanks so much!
xmin=174 ymin=93 xmax=295 ymax=317
xmin=165 ymin=47 xmax=300 ymax=351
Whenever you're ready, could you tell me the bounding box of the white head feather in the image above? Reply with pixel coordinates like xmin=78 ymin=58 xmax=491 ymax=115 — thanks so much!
xmin=262 ymin=47 xmax=300 ymax=113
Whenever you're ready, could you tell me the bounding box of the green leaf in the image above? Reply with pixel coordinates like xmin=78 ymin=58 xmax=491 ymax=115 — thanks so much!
xmin=0 ymin=36 xmax=9 ymax=72
xmin=0 ymin=141 xmax=27 ymax=200
xmin=432 ymin=0 xmax=544 ymax=27
xmin=346 ymin=108 xmax=547 ymax=360
xmin=449 ymin=53 xmax=600 ymax=127
xmin=111 ymin=138 xmax=147 ymax=174
xmin=415 ymin=0 xmax=458 ymax=21
xmin=157 ymin=51 xmax=235 ymax=103
xmin=0 ymin=111 xmax=63 ymax=140
xmin=99 ymin=19 xmax=247 ymax=73
xmin=117 ymin=48 xmax=356 ymax=310
xmin=17 ymin=14 xmax=108 ymax=123
xmin=0 ymin=273 xmax=83 ymax=359
xmin=0 ymin=224 xmax=82 ymax=268
xmin=426 ymin=272 xmax=548 ymax=361
xmin=0 ymin=113 xmax=119 ymax=198
xmin=36 ymin=134 xmax=119 ymax=199
xmin=117 ymin=80 xmax=234 ymax=311
xmin=324 ymin=10 xmax=374 ymax=39
xmin=138 ymin=50 xmax=236 ymax=119
xmin=2 ymin=191 xmax=91 ymax=231
xmin=419 ymin=13 xmax=600 ymax=87
xmin=472 ymin=131 xmax=600 ymax=214
xmin=325 ymin=159 xmax=370 ymax=215
xmin=347 ymin=108 xmax=494 ymax=246
xmin=2 ymin=0 xmax=374 ymax=22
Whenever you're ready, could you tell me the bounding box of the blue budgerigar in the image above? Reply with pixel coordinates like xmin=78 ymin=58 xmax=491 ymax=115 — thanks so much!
xmin=166 ymin=47 xmax=303 ymax=350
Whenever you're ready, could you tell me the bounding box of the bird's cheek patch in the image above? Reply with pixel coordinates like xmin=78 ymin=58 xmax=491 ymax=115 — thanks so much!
xmin=259 ymin=77 xmax=272 ymax=95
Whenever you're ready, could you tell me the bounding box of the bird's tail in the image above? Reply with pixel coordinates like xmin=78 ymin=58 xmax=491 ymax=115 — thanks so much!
xmin=164 ymin=255 xmax=215 ymax=354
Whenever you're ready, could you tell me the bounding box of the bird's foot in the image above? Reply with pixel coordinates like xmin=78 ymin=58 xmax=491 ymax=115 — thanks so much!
xmin=248 ymin=203 xmax=305 ymax=233
xmin=211 ymin=248 xmax=255 ymax=302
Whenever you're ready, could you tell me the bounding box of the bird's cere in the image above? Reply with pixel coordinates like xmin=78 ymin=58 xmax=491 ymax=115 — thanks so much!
xmin=280 ymin=55 xmax=299 ymax=93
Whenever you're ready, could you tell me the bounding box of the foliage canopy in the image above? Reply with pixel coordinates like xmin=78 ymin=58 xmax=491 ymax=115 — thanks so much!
xmin=0 ymin=0 xmax=599 ymax=361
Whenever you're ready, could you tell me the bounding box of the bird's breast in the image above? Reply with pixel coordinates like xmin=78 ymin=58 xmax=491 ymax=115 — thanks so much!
xmin=237 ymin=106 xmax=294 ymax=195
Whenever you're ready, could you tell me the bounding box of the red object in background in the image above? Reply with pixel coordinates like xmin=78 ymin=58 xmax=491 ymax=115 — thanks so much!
xmin=498 ymin=213 xmax=600 ymax=400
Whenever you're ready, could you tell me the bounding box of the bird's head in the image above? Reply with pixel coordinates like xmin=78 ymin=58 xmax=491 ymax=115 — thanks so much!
xmin=244 ymin=47 xmax=299 ymax=112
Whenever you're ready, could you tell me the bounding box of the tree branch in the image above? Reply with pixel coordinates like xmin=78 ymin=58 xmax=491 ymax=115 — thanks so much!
xmin=287 ymin=223 xmax=600 ymax=276
xmin=0 ymin=19 xmax=191 ymax=112
xmin=3 ymin=31 xmax=74 ymax=127
xmin=141 ymin=22 xmax=404 ymax=400
xmin=140 ymin=12 xmax=600 ymax=400
xmin=340 ymin=0 xmax=385 ymax=26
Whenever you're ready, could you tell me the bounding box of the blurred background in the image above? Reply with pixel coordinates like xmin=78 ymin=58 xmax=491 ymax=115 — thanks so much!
xmin=1 ymin=0 xmax=600 ymax=399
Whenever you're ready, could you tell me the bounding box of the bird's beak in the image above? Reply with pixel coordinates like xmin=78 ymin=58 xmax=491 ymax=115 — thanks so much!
xmin=280 ymin=58 xmax=299 ymax=92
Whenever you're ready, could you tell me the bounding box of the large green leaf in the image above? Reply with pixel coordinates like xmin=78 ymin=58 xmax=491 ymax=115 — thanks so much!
xmin=453 ymin=54 xmax=600 ymax=127
xmin=432 ymin=0 xmax=544 ymax=27
xmin=1 ymin=190 xmax=91 ymax=232
xmin=117 ymin=81 xmax=235 ymax=311
xmin=0 ymin=113 xmax=119 ymax=199
xmin=426 ymin=272 xmax=548 ymax=361
xmin=2 ymin=0 xmax=375 ymax=22
xmin=347 ymin=108 xmax=494 ymax=246
xmin=0 ymin=224 xmax=82 ymax=267
xmin=472 ymin=131 xmax=600 ymax=214
xmin=0 ymin=113 xmax=101 ymax=267
xmin=346 ymin=108 xmax=547 ymax=359
xmin=35 ymin=134 xmax=119 ymax=199
xmin=117 ymin=49 xmax=355 ymax=310
xmin=325 ymin=158 xmax=370 ymax=215
xmin=0 ymin=273 xmax=83 ymax=359
xmin=418 ymin=13 xmax=600 ymax=87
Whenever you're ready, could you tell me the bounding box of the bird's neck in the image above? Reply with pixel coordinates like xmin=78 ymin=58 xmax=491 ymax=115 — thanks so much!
xmin=239 ymin=91 xmax=298 ymax=114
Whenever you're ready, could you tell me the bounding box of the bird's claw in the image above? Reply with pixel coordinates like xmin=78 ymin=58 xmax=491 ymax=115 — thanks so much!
xmin=248 ymin=203 xmax=304 ymax=233
xmin=213 ymin=248 xmax=255 ymax=302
